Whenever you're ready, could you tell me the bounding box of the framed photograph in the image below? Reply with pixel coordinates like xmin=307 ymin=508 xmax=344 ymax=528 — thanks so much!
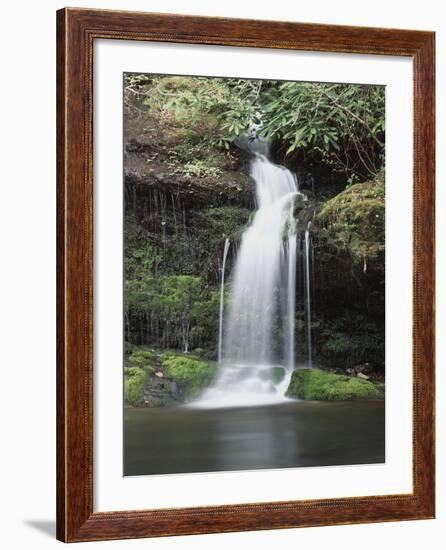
xmin=56 ymin=7 xmax=435 ymax=542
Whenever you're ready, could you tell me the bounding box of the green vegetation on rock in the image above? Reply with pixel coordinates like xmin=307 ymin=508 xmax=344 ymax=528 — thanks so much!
xmin=124 ymin=367 xmax=150 ymax=407
xmin=316 ymin=171 xmax=384 ymax=269
xmin=160 ymin=352 xmax=217 ymax=399
xmin=286 ymin=368 xmax=384 ymax=401
xmin=124 ymin=348 xmax=156 ymax=407
xmin=125 ymin=347 xmax=154 ymax=371
xmin=125 ymin=274 xmax=221 ymax=354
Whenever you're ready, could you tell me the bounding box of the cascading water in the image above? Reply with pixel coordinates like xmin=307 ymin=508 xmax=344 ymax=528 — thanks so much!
xmin=304 ymin=221 xmax=313 ymax=368
xmin=224 ymin=155 xmax=298 ymax=364
xmin=218 ymin=238 xmax=230 ymax=364
xmin=192 ymin=140 xmax=315 ymax=408
xmin=287 ymin=211 xmax=297 ymax=372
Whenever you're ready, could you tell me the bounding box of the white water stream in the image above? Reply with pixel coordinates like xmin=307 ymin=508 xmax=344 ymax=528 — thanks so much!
xmin=217 ymin=238 xmax=230 ymax=364
xmin=192 ymin=149 xmax=314 ymax=409
xmin=304 ymin=221 xmax=313 ymax=368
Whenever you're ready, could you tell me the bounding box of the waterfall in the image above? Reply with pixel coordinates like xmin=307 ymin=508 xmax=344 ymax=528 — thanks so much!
xmin=287 ymin=213 xmax=297 ymax=371
xmin=191 ymin=151 xmax=307 ymax=409
xmin=223 ymin=155 xmax=298 ymax=364
xmin=185 ymin=120 xmax=317 ymax=409
xmin=304 ymin=221 xmax=313 ymax=368
xmin=218 ymin=238 xmax=230 ymax=363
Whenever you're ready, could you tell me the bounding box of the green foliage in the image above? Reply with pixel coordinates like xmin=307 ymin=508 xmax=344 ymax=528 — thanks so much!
xmin=129 ymin=75 xmax=251 ymax=150
xmin=125 ymin=74 xmax=385 ymax=181
xmin=286 ymin=368 xmax=383 ymax=401
xmin=318 ymin=329 xmax=383 ymax=368
xmin=124 ymin=74 xmax=252 ymax=186
xmin=259 ymin=82 xmax=384 ymax=177
xmin=126 ymin=274 xmax=201 ymax=315
xmin=125 ymin=245 xmax=162 ymax=280
xmin=125 ymin=348 xmax=154 ymax=372
xmin=124 ymin=347 xmax=155 ymax=406
xmin=191 ymin=206 xmax=251 ymax=250
xmin=124 ymin=203 xmax=251 ymax=355
xmin=310 ymin=308 xmax=384 ymax=370
xmin=124 ymin=214 xmax=162 ymax=280
xmin=172 ymin=159 xmax=223 ymax=179
xmin=124 ymin=367 xmax=149 ymax=406
xmin=215 ymin=78 xmax=384 ymax=178
xmin=124 ymin=73 xmax=152 ymax=89
xmin=125 ymin=274 xmax=220 ymax=351
xmin=160 ymin=352 xmax=217 ymax=399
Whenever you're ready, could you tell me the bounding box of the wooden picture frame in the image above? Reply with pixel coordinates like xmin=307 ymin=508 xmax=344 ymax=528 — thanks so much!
xmin=56 ymin=7 xmax=435 ymax=542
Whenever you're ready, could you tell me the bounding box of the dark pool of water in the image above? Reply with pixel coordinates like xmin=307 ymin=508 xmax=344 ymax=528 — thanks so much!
xmin=124 ymin=401 xmax=385 ymax=476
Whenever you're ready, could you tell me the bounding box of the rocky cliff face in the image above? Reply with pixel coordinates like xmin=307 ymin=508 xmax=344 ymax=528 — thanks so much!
xmin=311 ymin=173 xmax=385 ymax=370
xmin=124 ymin=102 xmax=254 ymax=356
xmin=286 ymin=170 xmax=385 ymax=371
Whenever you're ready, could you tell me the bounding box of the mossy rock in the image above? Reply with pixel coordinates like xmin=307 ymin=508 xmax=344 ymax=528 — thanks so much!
xmin=142 ymin=376 xmax=181 ymax=407
xmin=160 ymin=352 xmax=217 ymax=400
xmin=286 ymin=368 xmax=384 ymax=401
xmin=125 ymin=347 xmax=154 ymax=372
xmin=124 ymin=347 xmax=156 ymax=407
xmin=124 ymin=367 xmax=150 ymax=407
xmin=316 ymin=172 xmax=384 ymax=270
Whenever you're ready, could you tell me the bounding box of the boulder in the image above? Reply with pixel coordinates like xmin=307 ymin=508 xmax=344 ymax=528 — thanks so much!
xmin=286 ymin=368 xmax=384 ymax=401
xmin=142 ymin=376 xmax=180 ymax=407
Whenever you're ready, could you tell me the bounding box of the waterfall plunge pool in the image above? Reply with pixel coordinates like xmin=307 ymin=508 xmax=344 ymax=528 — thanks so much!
xmin=188 ymin=362 xmax=293 ymax=409
xmin=124 ymin=400 xmax=385 ymax=476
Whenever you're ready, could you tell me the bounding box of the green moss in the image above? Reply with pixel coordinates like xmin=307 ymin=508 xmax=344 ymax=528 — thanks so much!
xmin=191 ymin=207 xmax=252 ymax=251
xmin=124 ymin=347 xmax=156 ymax=406
xmin=286 ymin=368 xmax=384 ymax=401
xmin=170 ymin=159 xmax=223 ymax=180
xmin=124 ymin=367 xmax=149 ymax=406
xmin=160 ymin=352 xmax=217 ymax=399
xmin=316 ymin=172 xmax=384 ymax=267
xmin=126 ymin=347 xmax=154 ymax=373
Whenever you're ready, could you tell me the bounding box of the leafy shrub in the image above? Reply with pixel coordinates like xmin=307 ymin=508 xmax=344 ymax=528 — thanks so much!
xmin=286 ymin=368 xmax=383 ymax=401
xmin=259 ymin=82 xmax=384 ymax=178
